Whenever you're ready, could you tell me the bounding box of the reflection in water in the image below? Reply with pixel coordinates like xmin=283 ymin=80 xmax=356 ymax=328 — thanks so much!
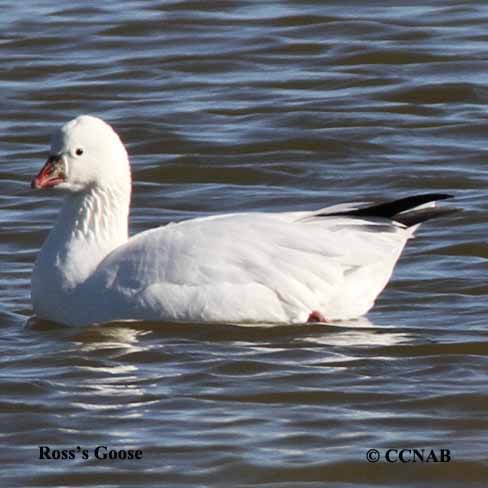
xmin=73 ymin=326 xmax=150 ymax=354
xmin=69 ymin=328 xmax=151 ymax=414
xmin=301 ymin=319 xmax=413 ymax=348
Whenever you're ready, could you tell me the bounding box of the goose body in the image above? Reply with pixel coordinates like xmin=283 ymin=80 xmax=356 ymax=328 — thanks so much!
xmin=31 ymin=116 xmax=451 ymax=326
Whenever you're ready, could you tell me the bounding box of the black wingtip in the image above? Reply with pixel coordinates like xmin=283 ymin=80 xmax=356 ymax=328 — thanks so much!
xmin=319 ymin=193 xmax=455 ymax=226
xmin=417 ymin=193 xmax=454 ymax=202
xmin=393 ymin=206 xmax=458 ymax=227
xmin=349 ymin=193 xmax=454 ymax=219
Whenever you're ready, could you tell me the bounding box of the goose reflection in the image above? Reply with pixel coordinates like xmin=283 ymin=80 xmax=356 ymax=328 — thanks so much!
xmin=61 ymin=325 xmax=159 ymax=415
xmin=300 ymin=316 xmax=413 ymax=347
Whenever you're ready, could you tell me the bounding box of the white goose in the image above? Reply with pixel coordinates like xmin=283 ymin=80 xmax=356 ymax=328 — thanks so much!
xmin=31 ymin=115 xmax=452 ymax=326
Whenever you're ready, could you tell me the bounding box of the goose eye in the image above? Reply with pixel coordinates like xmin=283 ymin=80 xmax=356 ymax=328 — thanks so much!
xmin=75 ymin=148 xmax=84 ymax=156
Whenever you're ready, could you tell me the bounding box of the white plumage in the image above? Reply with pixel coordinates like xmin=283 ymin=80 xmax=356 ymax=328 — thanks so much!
xmin=30 ymin=115 xmax=450 ymax=326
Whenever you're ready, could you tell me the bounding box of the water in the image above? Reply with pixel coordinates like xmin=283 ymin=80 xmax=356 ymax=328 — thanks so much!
xmin=1 ymin=1 xmax=488 ymax=486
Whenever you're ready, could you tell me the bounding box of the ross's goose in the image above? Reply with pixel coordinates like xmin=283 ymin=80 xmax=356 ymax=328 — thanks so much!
xmin=30 ymin=115 xmax=453 ymax=326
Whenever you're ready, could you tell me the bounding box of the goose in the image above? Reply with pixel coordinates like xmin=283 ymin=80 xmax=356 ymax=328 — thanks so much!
xmin=30 ymin=115 xmax=452 ymax=326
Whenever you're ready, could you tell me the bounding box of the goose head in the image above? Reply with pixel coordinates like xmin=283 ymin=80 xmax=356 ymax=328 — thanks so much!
xmin=31 ymin=115 xmax=130 ymax=193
